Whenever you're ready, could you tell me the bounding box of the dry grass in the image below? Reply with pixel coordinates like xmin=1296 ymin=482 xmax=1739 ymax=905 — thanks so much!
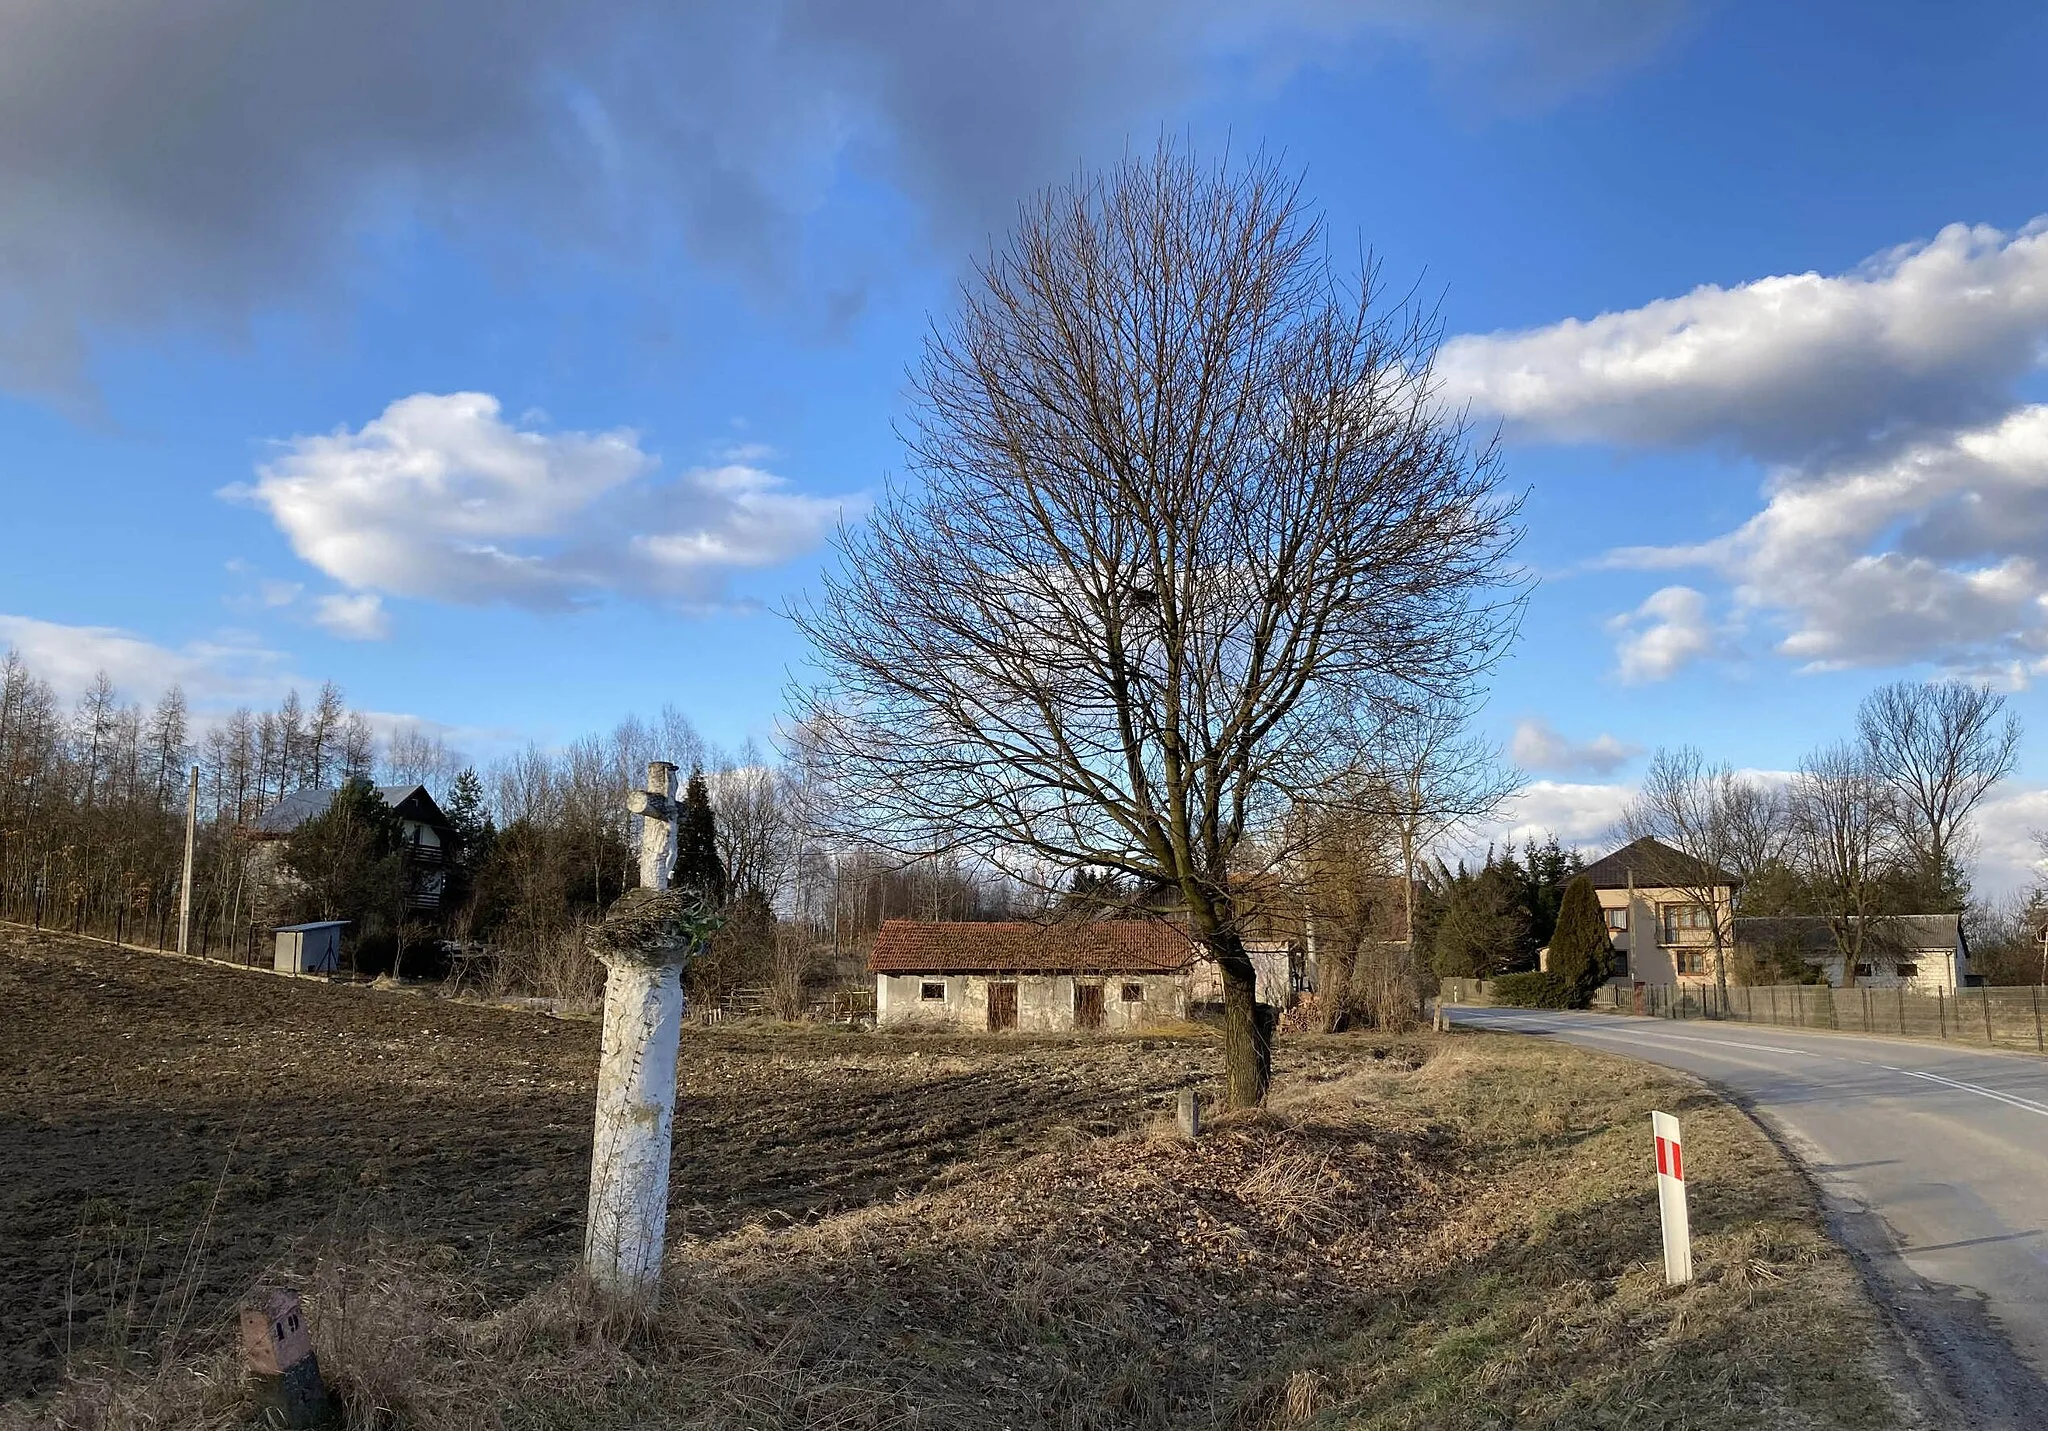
xmin=3 ymin=1031 xmax=1915 ymax=1431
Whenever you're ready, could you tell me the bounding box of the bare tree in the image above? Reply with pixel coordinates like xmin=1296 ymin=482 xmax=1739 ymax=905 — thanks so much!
xmin=1294 ymin=805 xmax=1402 ymax=1030
xmin=1858 ymin=680 xmax=2021 ymax=909
xmin=1718 ymin=773 xmax=1787 ymax=886
xmin=791 ymin=146 xmax=1523 ymax=1105
xmin=1786 ymin=741 xmax=1901 ymax=988
xmin=708 ymin=741 xmax=796 ymax=902
xmin=382 ymin=723 xmax=460 ymax=789
xmin=1363 ymin=700 xmax=1520 ymax=969
xmin=1306 ymin=699 xmax=1517 ymax=1029
xmin=1619 ymin=748 xmax=1748 ymax=1008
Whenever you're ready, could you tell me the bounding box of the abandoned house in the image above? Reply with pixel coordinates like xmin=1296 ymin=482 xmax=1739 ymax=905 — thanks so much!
xmin=245 ymin=783 xmax=456 ymax=921
xmin=870 ymin=919 xmax=1198 ymax=1032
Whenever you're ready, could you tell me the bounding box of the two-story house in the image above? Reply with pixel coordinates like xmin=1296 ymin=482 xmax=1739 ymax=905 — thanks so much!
xmin=1578 ymin=836 xmax=1739 ymax=988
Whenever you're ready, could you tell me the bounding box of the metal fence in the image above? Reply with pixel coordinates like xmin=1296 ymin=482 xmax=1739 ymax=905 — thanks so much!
xmin=0 ymin=882 xmax=267 ymax=967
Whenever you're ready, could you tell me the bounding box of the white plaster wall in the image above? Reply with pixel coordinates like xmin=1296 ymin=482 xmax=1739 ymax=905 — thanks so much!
xmin=874 ymin=972 xmax=1188 ymax=1030
xmin=1813 ymin=950 xmax=1961 ymax=992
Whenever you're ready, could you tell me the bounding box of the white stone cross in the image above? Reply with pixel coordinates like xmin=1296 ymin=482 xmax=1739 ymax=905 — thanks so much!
xmin=626 ymin=761 xmax=680 ymax=892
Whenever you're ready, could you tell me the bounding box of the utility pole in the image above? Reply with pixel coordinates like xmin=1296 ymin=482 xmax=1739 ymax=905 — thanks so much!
xmin=177 ymin=763 xmax=198 ymax=955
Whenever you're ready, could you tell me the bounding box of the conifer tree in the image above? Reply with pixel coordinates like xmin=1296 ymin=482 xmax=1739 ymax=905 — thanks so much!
xmin=443 ymin=767 xmax=494 ymax=862
xmin=672 ymin=768 xmax=729 ymax=906
xmin=1545 ymin=874 xmax=1611 ymax=1007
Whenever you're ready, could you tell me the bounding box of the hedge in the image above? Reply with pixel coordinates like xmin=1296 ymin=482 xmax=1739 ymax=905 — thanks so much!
xmin=1490 ymin=970 xmax=1581 ymax=1009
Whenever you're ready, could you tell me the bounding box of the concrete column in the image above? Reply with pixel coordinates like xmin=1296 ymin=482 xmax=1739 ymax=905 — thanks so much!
xmin=177 ymin=764 xmax=199 ymax=955
xmin=585 ymin=950 xmax=685 ymax=1308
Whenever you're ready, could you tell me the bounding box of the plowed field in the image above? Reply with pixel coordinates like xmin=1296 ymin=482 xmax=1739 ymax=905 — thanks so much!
xmin=0 ymin=927 xmax=1258 ymax=1398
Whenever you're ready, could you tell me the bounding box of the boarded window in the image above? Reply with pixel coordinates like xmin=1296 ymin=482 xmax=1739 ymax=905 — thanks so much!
xmin=920 ymin=981 xmax=946 ymax=1001
xmin=1120 ymin=982 xmax=1144 ymax=1003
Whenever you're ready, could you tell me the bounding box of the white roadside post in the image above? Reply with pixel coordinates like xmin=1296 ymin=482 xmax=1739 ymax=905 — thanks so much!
xmin=1651 ymin=1110 xmax=1693 ymax=1285
xmin=583 ymin=761 xmax=717 ymax=1316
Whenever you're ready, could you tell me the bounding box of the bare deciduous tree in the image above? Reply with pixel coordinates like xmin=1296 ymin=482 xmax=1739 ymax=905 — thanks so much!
xmin=1857 ymin=680 xmax=2021 ymax=909
xmin=382 ymin=723 xmax=461 ymax=790
xmin=791 ymin=146 xmax=1523 ymax=1105
xmin=1718 ymin=773 xmax=1787 ymax=886
xmin=1786 ymin=741 xmax=1902 ymax=988
xmin=1619 ymin=748 xmax=1749 ymax=1007
xmin=1306 ymin=699 xmax=1517 ymax=1029
xmin=708 ymin=741 xmax=796 ymax=902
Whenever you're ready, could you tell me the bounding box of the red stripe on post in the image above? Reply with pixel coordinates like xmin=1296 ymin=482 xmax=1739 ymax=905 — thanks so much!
xmin=1670 ymin=1143 xmax=1682 ymax=1182
xmin=1655 ymin=1136 xmax=1669 ymax=1176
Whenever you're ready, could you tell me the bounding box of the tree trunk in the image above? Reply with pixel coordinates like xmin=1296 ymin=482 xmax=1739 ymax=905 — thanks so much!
xmin=1319 ymin=938 xmax=1356 ymax=1033
xmin=1214 ymin=932 xmax=1273 ymax=1107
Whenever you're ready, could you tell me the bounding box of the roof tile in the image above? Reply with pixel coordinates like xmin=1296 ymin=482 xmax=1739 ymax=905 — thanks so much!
xmin=868 ymin=919 xmax=1197 ymax=975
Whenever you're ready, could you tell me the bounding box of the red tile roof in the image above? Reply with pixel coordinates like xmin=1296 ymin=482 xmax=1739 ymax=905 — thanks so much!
xmin=868 ymin=919 xmax=1198 ymax=975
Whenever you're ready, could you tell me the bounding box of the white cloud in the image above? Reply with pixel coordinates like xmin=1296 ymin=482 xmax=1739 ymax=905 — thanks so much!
xmin=1510 ymin=717 xmax=1642 ymax=775
xmin=1440 ymin=219 xmax=2048 ymax=460
xmin=1606 ymin=585 xmax=1721 ymax=683
xmin=0 ymin=614 xmax=291 ymax=707
xmin=1456 ymin=779 xmax=1633 ymax=866
xmin=225 ymin=392 xmax=851 ymax=612
xmin=1445 ymin=213 xmax=2048 ymax=676
xmin=313 ymin=592 xmax=391 ymax=641
xmin=1973 ymin=785 xmax=2048 ymax=901
xmin=1607 ymin=407 xmax=2048 ymax=674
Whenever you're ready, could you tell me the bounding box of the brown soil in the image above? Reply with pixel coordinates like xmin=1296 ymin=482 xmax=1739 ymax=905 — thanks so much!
xmin=0 ymin=926 xmax=1318 ymax=1400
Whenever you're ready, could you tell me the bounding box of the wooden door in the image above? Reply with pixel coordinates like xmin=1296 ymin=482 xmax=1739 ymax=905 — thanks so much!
xmin=988 ymin=981 xmax=1018 ymax=1031
xmin=1074 ymin=982 xmax=1105 ymax=1031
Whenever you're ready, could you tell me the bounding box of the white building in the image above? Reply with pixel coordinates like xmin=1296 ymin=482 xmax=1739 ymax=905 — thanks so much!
xmin=871 ymin=919 xmax=1197 ymax=1032
xmin=1732 ymin=914 xmax=1970 ymax=992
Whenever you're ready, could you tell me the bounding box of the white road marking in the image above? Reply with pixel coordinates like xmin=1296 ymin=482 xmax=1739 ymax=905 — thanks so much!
xmin=1897 ymin=1069 xmax=2048 ymax=1120
xmin=1466 ymin=1011 xmax=2048 ymax=1113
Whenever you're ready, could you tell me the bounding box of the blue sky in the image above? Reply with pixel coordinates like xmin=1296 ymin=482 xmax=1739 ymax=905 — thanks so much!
xmin=6 ymin=0 xmax=2048 ymax=886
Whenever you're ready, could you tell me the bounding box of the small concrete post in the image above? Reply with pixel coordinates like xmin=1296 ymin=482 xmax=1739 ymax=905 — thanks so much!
xmin=177 ymin=763 xmax=198 ymax=956
xmin=1176 ymin=1088 xmax=1201 ymax=1140
xmin=239 ymin=1287 xmax=331 ymax=1427
xmin=583 ymin=762 xmax=718 ymax=1317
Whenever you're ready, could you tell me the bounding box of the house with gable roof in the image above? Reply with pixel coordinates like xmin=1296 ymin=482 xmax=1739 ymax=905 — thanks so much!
xmin=870 ymin=918 xmax=1198 ymax=1031
xmin=1573 ymin=836 xmax=1740 ymax=988
xmin=246 ymin=782 xmax=457 ymax=918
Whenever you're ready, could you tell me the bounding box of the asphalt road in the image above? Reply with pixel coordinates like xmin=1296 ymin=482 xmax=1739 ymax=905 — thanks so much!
xmin=1450 ymin=1005 xmax=2048 ymax=1425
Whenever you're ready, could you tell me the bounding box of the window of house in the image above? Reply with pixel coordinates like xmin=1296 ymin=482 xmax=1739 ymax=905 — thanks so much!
xmin=1853 ymin=963 xmax=1874 ymax=978
xmin=919 ymin=981 xmax=946 ymax=1001
xmin=1676 ymin=950 xmax=1706 ymax=975
xmin=1897 ymin=962 xmax=1918 ymax=978
xmin=1659 ymin=903 xmax=1712 ymax=943
xmin=1120 ymin=982 xmax=1145 ymax=1003
xmin=1605 ymin=906 xmax=1629 ymax=933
